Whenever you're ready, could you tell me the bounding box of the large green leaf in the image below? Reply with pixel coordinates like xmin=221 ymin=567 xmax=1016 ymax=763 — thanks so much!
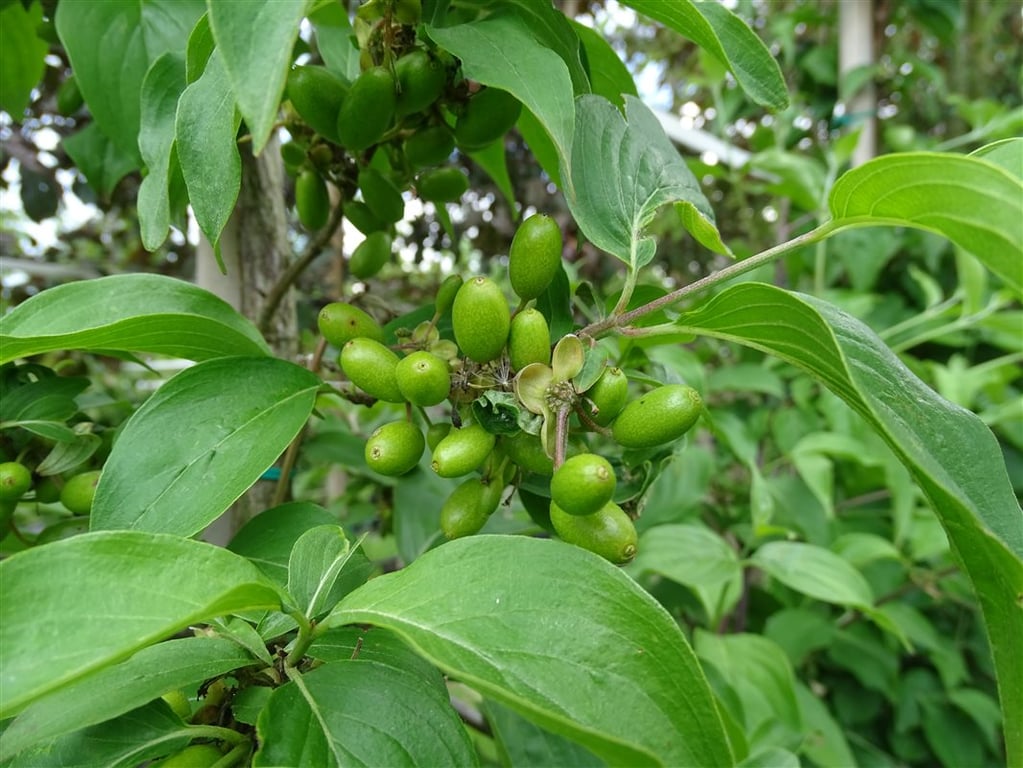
xmin=676 ymin=282 xmax=1023 ymax=764
xmin=55 ymin=0 xmax=206 ymax=165
xmin=0 ymin=637 xmax=252 ymax=760
xmin=253 ymin=660 xmax=476 ymax=767
xmin=0 ymin=1 xmax=47 ymax=116
xmin=427 ymin=9 xmax=575 ymax=171
xmin=828 ymin=152 xmax=1023 ymax=294
xmin=327 ymin=535 xmax=733 ymax=767
xmin=750 ymin=540 xmax=874 ymax=610
xmin=621 ymin=0 xmax=788 ymax=111
xmin=7 ymin=701 xmax=192 ymax=768
xmin=91 ymin=357 xmax=321 ymax=536
xmin=0 ymin=274 xmax=269 ymax=364
xmin=0 ymin=531 xmax=282 ymax=718
xmin=175 ymin=47 xmax=241 ymax=252
xmin=569 ymin=95 xmax=728 ymax=269
xmin=207 ymin=0 xmax=305 ymax=155
xmin=137 ymin=52 xmax=187 ymax=250
xmin=61 ymin=122 xmax=138 ymax=199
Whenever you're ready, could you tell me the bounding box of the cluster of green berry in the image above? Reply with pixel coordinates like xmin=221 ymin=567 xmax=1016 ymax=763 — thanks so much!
xmin=318 ymin=213 xmax=703 ymax=564
xmin=284 ymin=0 xmax=519 ymax=275
xmin=0 ymin=461 xmax=100 ymax=530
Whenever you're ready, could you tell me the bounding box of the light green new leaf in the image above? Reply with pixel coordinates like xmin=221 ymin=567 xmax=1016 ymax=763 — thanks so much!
xmin=750 ymin=541 xmax=874 ymax=609
xmin=971 ymin=137 xmax=1023 ymax=179
xmin=208 ymin=0 xmax=306 ymax=155
xmin=0 ymin=637 xmax=252 ymax=761
xmin=631 ymin=524 xmax=741 ymax=588
xmin=309 ymin=1 xmax=360 ymax=81
xmin=287 ymin=525 xmax=368 ymax=619
xmin=828 ymin=152 xmax=1023 ymax=294
xmin=92 ymin=357 xmax=320 ymax=536
xmin=676 ymin=282 xmax=1023 ymax=764
xmin=427 ymin=9 xmax=575 ymax=170
xmin=7 ymin=701 xmax=192 ymax=768
xmin=254 ymin=660 xmax=476 ymax=767
xmin=0 ymin=1 xmax=48 ymax=116
xmin=138 ymin=52 xmax=187 ymax=250
xmin=0 ymin=274 xmax=269 ymax=364
xmin=0 ymin=532 xmax=282 ymax=718
xmin=228 ymin=501 xmax=338 ymax=585
xmin=328 ymin=535 xmax=732 ymax=767
xmin=622 ymin=0 xmax=788 ymax=110
xmin=175 ymin=47 xmax=241 ymax=252
xmin=55 ymin=0 xmax=206 ymax=165
xmin=569 ymin=94 xmax=729 ymax=269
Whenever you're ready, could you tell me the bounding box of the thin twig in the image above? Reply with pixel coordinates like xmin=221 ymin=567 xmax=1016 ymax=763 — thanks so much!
xmin=259 ymin=201 xmax=345 ymax=334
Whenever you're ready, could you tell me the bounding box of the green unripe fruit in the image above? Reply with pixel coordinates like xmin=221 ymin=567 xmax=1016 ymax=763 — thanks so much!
xmin=318 ymin=302 xmax=385 ymax=347
xmin=153 ymin=744 xmax=224 ymax=767
xmin=404 ymin=125 xmax=454 ymax=168
xmin=416 ymin=166 xmax=469 ymax=203
xmin=287 ymin=65 xmax=349 ymax=142
xmin=280 ymin=140 xmax=307 ymax=168
xmin=455 ymin=87 xmax=522 ymax=151
xmin=431 ymin=423 xmax=496 ymax=477
xmin=508 ymin=308 xmax=551 ymax=371
xmin=56 ymin=75 xmax=84 ymax=116
xmin=426 ymin=422 xmax=452 ymax=451
xmin=60 ymin=470 xmax=101 ymax=515
xmin=502 ymin=431 xmax=553 ymax=476
xmin=365 ymin=420 xmax=425 ymax=476
xmin=161 ymin=689 xmax=192 ymax=720
xmin=439 ymin=477 xmax=502 ymax=539
xmin=359 ymin=167 xmax=404 ymax=224
xmin=349 ymin=232 xmax=392 ymax=279
xmin=340 ymin=338 xmax=404 ymax=403
xmin=33 ymin=476 xmax=61 ymax=504
xmin=345 ymin=201 xmax=387 ymax=235
xmin=434 ymin=274 xmax=463 ymax=317
xmin=337 ymin=66 xmax=396 ymax=152
xmin=452 ymin=276 xmax=510 ymax=363
xmin=509 ymin=213 xmax=562 ymax=301
xmin=0 ymin=462 xmax=32 ymax=502
xmin=295 ymin=169 xmax=330 ymax=230
xmin=396 ymin=351 xmax=451 ymax=406
xmin=585 ymin=366 xmax=628 ymax=427
xmin=550 ymin=453 xmax=615 ymax=516
xmin=551 ymin=500 xmax=638 ymax=564
xmin=395 ymin=49 xmax=446 ymax=117
xmin=612 ymin=384 xmax=702 ymax=449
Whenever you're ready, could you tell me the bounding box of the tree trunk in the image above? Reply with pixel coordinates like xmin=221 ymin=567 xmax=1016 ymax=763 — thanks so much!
xmin=198 ymin=136 xmax=296 ymax=544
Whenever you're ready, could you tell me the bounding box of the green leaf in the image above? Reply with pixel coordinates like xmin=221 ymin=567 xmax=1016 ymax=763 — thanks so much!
xmin=0 ymin=373 xmax=88 ymax=424
xmin=676 ymin=282 xmax=1023 ymax=764
xmin=309 ymin=2 xmax=360 ymax=81
xmin=91 ymin=357 xmax=321 ymax=536
xmin=750 ymin=540 xmax=874 ymax=609
xmin=228 ymin=501 xmax=338 ymax=585
xmin=737 ymin=747 xmax=800 ymax=768
xmin=61 ymin=122 xmax=138 ymax=199
xmin=138 ymin=52 xmax=187 ymax=250
xmin=569 ymin=94 xmax=728 ymax=269
xmin=175 ymin=47 xmax=241 ymax=251
xmin=500 ymin=0 xmax=590 ymax=94
xmin=0 ymin=637 xmax=252 ymax=760
xmin=55 ymin=0 xmax=206 ymax=164
xmin=621 ymin=0 xmax=788 ymax=110
xmin=695 ymin=631 xmax=803 ymax=752
xmin=828 ymin=152 xmax=1023 ymax=294
xmin=485 ymin=699 xmax=604 ymax=767
xmin=971 ymin=137 xmax=1023 ymax=179
xmin=467 ymin=141 xmax=516 ymax=215
xmin=253 ymin=660 xmax=476 ymax=767
xmin=0 ymin=531 xmax=281 ymax=718
xmin=427 ymin=9 xmax=575 ymax=170
xmin=328 ymin=535 xmax=732 ymax=767
xmin=0 ymin=274 xmax=270 ymax=364
xmin=6 ymin=701 xmax=192 ymax=768
xmin=287 ymin=525 xmax=373 ymax=619
xmin=208 ymin=0 xmax=305 ymax=155
xmin=572 ymin=19 xmax=636 ymax=109
xmin=0 ymin=1 xmax=47 ymax=116
xmin=794 ymin=682 xmax=857 ymax=768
